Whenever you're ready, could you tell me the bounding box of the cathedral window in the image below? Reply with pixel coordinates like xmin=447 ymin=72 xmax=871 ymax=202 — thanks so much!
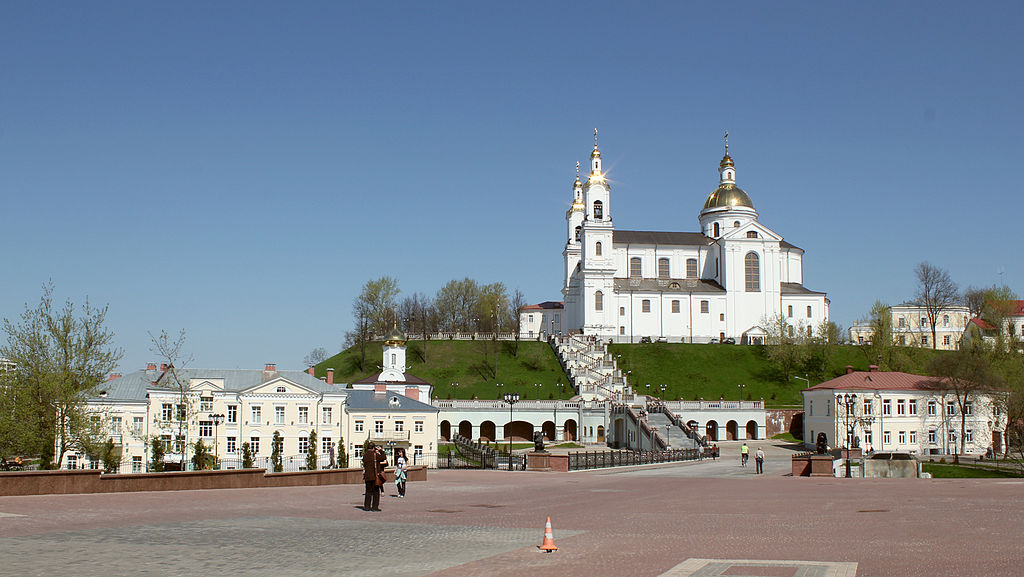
xmin=593 ymin=200 xmax=603 ymax=219
xmin=744 ymin=252 xmax=760 ymax=292
xmin=746 ymin=231 xmax=758 ymax=239
xmin=595 ymin=242 xmax=602 ymax=256
xmin=630 ymin=257 xmax=642 ymax=278
xmin=700 ymin=300 xmax=709 ymax=314
xmin=620 ymin=326 xmax=625 ymax=335
xmin=788 ymin=325 xmax=795 ymax=337
xmin=942 ymin=314 xmax=949 ymax=327
xmin=807 ymin=306 xmax=812 ymax=318
xmin=713 ymin=222 xmax=720 ymax=237
xmin=575 ymin=226 xmax=581 ymax=241
xmin=658 ymin=258 xmax=670 ymax=279
xmin=807 ymin=326 xmax=813 ymax=337
xmin=686 ymin=258 xmax=697 ymax=278
xmin=787 ymin=305 xmax=793 ymax=318
xmin=671 ymin=300 xmax=680 ymax=313
xmin=619 ymin=307 xmax=625 ymax=316
xmin=734 ymin=221 xmax=740 ymax=227
xmin=595 ymin=291 xmax=603 ymax=311
xmin=642 ymin=300 xmax=651 ymax=313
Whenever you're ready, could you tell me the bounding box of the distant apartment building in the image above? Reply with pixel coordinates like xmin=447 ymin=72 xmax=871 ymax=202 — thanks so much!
xmin=519 ymin=301 xmax=564 ymax=339
xmin=848 ymin=302 xmax=970 ymax=350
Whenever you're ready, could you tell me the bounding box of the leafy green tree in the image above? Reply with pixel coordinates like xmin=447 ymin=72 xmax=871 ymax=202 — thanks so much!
xmin=345 ymin=276 xmax=401 ymax=371
xmin=336 ymin=436 xmax=348 ymax=468
xmin=759 ymin=313 xmax=806 ymax=381
xmin=271 ymin=431 xmax=283 ymax=472
xmin=434 ymin=278 xmax=482 ymax=332
xmin=240 ymin=441 xmax=254 ymax=469
xmin=100 ymin=438 xmax=122 ymax=473
xmin=0 ymin=282 xmax=122 ymax=467
xmin=191 ymin=439 xmax=216 ymax=470
xmin=306 ymin=430 xmax=318 ymax=470
xmin=150 ymin=437 xmax=166 ymax=472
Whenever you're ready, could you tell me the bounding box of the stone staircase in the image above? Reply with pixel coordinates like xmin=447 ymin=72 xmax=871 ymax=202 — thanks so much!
xmin=551 ymin=335 xmax=635 ymax=402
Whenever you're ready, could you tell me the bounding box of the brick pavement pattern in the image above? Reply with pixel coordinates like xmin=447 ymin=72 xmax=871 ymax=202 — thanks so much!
xmin=1 ymin=450 xmax=1022 ymax=577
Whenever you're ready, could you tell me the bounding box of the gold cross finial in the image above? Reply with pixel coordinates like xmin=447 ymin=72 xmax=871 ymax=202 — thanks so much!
xmin=724 ymin=130 xmax=729 ymax=155
xmin=594 ymin=127 xmax=599 ymax=147
xmin=576 ymin=161 xmax=580 ymax=178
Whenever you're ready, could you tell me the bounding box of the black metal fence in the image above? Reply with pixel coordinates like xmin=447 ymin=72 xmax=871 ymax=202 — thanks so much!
xmin=568 ymin=448 xmax=703 ymax=471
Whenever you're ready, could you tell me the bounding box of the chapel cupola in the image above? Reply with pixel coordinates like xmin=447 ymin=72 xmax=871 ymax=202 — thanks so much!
xmin=699 ymin=131 xmax=758 ymax=235
xmin=587 ymin=128 xmax=605 ymax=183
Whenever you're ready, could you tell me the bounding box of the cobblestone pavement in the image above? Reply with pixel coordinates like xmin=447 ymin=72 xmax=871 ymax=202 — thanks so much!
xmin=1 ymin=443 xmax=1022 ymax=577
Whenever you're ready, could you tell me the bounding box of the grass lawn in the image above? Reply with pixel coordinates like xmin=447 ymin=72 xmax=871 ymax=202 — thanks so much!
xmin=922 ymin=462 xmax=1022 ymax=478
xmin=771 ymin=432 xmax=802 ymax=443
xmin=314 ymin=339 xmax=947 ymax=407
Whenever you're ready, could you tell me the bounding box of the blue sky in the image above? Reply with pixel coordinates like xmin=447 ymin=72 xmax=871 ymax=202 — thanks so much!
xmin=2 ymin=3 xmax=1021 ymax=372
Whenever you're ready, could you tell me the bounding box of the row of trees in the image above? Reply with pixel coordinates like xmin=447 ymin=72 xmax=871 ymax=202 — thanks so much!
xmin=342 ymin=276 xmax=527 ymax=371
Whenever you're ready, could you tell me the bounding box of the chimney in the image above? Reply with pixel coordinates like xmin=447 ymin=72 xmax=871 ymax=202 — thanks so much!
xmin=868 ymin=364 xmax=879 ymax=372
xmin=160 ymin=363 xmax=168 ymax=372
xmin=374 ymin=383 xmax=386 ymax=393
xmin=846 ymin=365 xmax=854 ymax=374
xmin=265 ymin=363 xmax=276 ymax=372
xmin=327 ymin=368 xmax=334 ymax=385
xmin=146 ymin=362 xmax=157 ymax=371
xmin=404 ymin=386 xmax=419 ymax=401
xmin=307 ymin=367 xmax=315 ymax=376
xmin=108 ymin=373 xmax=122 ymax=381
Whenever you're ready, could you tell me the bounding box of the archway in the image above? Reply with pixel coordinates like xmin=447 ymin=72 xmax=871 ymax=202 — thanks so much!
xmin=746 ymin=420 xmax=759 ymax=440
xmin=480 ymin=421 xmax=496 ymax=442
xmin=726 ymin=420 xmax=738 ymax=441
xmin=541 ymin=421 xmax=555 ymax=442
xmin=458 ymin=420 xmax=473 ymax=439
xmin=564 ymin=419 xmax=578 ymax=442
xmin=503 ymin=421 xmax=533 ymax=441
xmin=705 ymin=420 xmax=718 ymax=442
xmin=440 ymin=420 xmax=451 ymax=441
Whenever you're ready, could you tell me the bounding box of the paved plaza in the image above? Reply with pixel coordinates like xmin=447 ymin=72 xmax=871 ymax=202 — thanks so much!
xmin=1 ymin=442 xmax=1021 ymax=577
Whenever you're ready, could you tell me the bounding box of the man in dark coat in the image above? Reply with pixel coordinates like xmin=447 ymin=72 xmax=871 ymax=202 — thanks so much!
xmin=362 ymin=442 xmax=388 ymax=511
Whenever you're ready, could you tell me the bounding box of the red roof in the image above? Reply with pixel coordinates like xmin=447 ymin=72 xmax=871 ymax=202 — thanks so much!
xmin=521 ymin=301 xmax=564 ymax=311
xmin=806 ymin=370 xmax=942 ymax=392
xmin=969 ymin=318 xmax=996 ymax=330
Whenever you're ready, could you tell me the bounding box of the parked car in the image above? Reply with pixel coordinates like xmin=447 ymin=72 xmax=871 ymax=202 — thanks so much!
xmin=639 ymin=336 xmax=652 ymax=343
xmin=656 ymin=336 xmax=668 ymax=343
xmin=721 ymin=337 xmax=736 ymax=344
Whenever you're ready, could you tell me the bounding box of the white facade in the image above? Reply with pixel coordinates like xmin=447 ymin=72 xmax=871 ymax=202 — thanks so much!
xmin=561 ymin=138 xmax=829 ymax=344
xmin=802 ymin=368 xmax=1007 ymax=456
xmin=849 ymin=302 xmax=971 ymax=350
xmin=518 ymin=302 xmax=564 ymax=339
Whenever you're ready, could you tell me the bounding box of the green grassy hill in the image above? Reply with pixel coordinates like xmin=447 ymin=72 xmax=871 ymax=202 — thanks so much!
xmin=315 ymin=339 xmax=946 ymax=407
xmin=313 ymin=339 xmax=573 ymax=401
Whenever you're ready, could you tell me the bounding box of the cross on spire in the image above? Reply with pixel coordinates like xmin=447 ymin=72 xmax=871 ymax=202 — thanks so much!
xmin=724 ymin=130 xmax=729 ymax=156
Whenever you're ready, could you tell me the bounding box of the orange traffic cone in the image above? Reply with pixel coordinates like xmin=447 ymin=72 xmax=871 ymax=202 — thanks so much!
xmin=538 ymin=516 xmax=558 ymax=552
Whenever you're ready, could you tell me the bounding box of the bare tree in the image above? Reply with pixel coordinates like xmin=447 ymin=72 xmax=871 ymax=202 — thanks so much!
xmin=303 ymin=347 xmax=328 ymax=368
xmin=509 ymin=289 xmax=527 ymax=357
xmin=0 ymin=283 xmax=122 ymax=467
xmin=149 ymin=329 xmax=195 ymax=470
xmin=963 ymin=286 xmax=987 ymax=320
xmin=914 ymin=262 xmax=960 ymax=350
xmin=399 ymin=292 xmax=435 ymax=362
xmin=926 ymin=342 xmax=1003 ymax=463
xmin=758 ymin=313 xmax=807 ymax=381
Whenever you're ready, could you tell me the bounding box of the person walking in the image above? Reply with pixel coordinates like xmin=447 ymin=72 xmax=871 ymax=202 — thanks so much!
xmin=394 ymin=448 xmax=408 ymax=498
xmin=712 ymin=443 xmax=719 ymax=461
xmin=362 ymin=442 xmax=387 ymax=512
xmin=740 ymin=443 xmax=749 ymax=467
xmin=755 ymin=447 xmax=765 ymax=474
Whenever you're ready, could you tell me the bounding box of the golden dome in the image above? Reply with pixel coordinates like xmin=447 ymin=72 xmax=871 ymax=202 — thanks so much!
xmin=591 ymin=145 xmax=601 ymax=158
xmin=383 ymin=326 xmax=407 ymax=346
xmin=703 ymin=183 xmax=754 ymax=211
xmin=719 ymin=153 xmax=734 ymax=169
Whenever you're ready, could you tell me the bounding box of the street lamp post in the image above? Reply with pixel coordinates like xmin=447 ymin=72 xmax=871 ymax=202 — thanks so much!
xmin=534 ymin=382 xmax=542 ymax=399
xmin=451 ymin=382 xmax=460 ymax=399
xmin=210 ymin=413 xmax=224 ymax=468
xmin=737 ymin=383 xmax=746 ymax=401
xmin=503 ymin=392 xmax=520 ymax=471
xmin=840 ymin=393 xmax=858 ymax=478
xmin=659 ymin=384 xmax=667 ymax=402
xmin=646 ymin=383 xmax=651 ymax=399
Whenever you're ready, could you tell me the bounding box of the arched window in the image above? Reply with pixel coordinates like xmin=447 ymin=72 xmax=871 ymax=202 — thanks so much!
xmin=593 ymin=200 xmax=603 ymax=219
xmin=788 ymin=325 xmax=795 ymax=337
xmin=630 ymin=257 xmax=642 ymax=278
xmin=642 ymin=299 xmax=651 ymax=313
xmin=734 ymin=221 xmax=740 ymax=227
xmin=658 ymin=258 xmax=669 ymax=279
xmin=595 ymin=241 xmax=602 ymax=256
xmin=713 ymin=222 xmax=720 ymax=237
xmin=746 ymin=231 xmax=758 ymax=238
xmin=943 ymin=314 xmax=949 ymax=327
xmin=744 ymin=252 xmax=760 ymax=292
xmin=686 ymin=258 xmax=697 ymax=278
xmin=574 ymin=226 xmax=581 ymax=241
xmin=594 ymin=291 xmax=603 ymax=311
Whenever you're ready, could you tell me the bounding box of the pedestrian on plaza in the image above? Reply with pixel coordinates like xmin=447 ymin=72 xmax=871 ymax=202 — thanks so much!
xmin=362 ymin=442 xmax=388 ymax=512
xmin=328 ymin=442 xmax=336 ymax=469
xmin=712 ymin=443 xmax=719 ymax=460
xmin=755 ymin=447 xmax=765 ymax=474
xmin=394 ymin=448 xmax=408 ymax=498
xmin=740 ymin=443 xmax=749 ymax=467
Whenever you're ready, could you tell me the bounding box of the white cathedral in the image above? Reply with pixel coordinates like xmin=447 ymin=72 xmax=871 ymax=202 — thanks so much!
xmin=558 ymin=135 xmax=829 ymax=344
